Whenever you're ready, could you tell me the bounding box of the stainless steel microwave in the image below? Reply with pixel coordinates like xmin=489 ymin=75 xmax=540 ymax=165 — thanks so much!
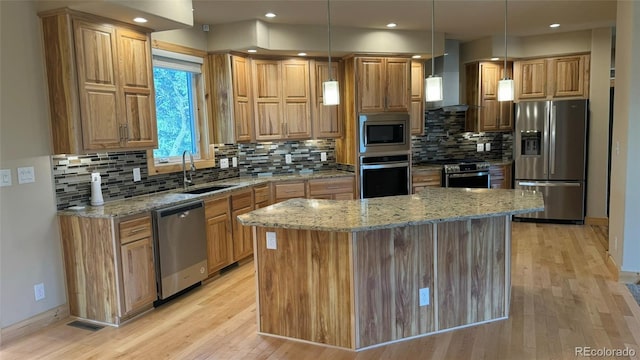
xmin=358 ymin=113 xmax=410 ymax=154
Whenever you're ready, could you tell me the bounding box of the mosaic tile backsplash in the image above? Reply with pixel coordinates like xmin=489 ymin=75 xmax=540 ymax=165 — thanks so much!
xmin=52 ymin=111 xmax=513 ymax=210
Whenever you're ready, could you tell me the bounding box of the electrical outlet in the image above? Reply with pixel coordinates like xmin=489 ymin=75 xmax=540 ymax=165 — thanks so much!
xmin=419 ymin=288 xmax=430 ymax=306
xmin=132 ymin=168 xmax=141 ymax=182
xmin=321 ymin=152 xmax=327 ymax=162
xmin=91 ymin=172 xmax=100 ymax=182
xmin=17 ymin=166 xmax=35 ymax=184
xmin=34 ymin=283 xmax=45 ymax=301
xmin=485 ymin=142 xmax=491 ymax=151
xmin=232 ymin=157 xmax=238 ymax=167
xmin=220 ymin=158 xmax=229 ymax=169
xmin=266 ymin=232 xmax=277 ymax=250
xmin=476 ymin=143 xmax=484 ymax=152
xmin=0 ymin=169 xmax=11 ymax=187
xmin=285 ymin=154 xmax=292 ymax=164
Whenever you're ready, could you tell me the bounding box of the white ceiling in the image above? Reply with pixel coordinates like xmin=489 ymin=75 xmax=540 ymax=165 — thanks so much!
xmin=192 ymin=0 xmax=617 ymax=42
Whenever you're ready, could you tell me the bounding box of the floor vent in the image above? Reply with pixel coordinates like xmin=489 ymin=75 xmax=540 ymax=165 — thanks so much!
xmin=67 ymin=320 xmax=104 ymax=332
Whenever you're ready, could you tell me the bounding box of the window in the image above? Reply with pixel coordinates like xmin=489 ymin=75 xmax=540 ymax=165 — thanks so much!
xmin=147 ymin=44 xmax=214 ymax=175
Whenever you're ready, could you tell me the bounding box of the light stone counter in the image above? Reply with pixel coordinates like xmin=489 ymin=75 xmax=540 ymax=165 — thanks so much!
xmin=58 ymin=170 xmax=354 ymax=218
xmin=238 ymin=187 xmax=543 ymax=232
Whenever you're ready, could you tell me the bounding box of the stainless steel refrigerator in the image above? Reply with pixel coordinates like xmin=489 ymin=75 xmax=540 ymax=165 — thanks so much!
xmin=514 ymin=99 xmax=588 ymax=223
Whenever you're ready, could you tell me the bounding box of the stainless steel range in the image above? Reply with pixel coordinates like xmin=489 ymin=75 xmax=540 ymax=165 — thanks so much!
xmin=443 ymin=160 xmax=491 ymax=188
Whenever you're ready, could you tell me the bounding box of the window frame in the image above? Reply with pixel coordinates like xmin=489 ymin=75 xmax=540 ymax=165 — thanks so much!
xmin=147 ymin=41 xmax=215 ymax=175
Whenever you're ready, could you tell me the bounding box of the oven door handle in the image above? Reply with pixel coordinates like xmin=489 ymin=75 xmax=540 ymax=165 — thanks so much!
xmin=446 ymin=171 xmax=489 ymax=179
xmin=361 ymin=162 xmax=409 ymax=170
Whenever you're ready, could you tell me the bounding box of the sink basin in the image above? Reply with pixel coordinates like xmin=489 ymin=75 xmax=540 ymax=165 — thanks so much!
xmin=182 ymin=185 xmax=233 ymax=194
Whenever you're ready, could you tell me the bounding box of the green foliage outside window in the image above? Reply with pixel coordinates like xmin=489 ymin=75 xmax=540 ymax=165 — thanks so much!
xmin=153 ymin=67 xmax=197 ymax=160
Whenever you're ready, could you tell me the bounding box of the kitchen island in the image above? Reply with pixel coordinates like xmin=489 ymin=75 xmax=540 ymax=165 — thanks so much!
xmin=237 ymin=187 xmax=544 ymax=351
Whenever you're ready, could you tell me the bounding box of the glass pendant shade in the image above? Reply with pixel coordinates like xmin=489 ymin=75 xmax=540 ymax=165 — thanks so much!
xmin=497 ymin=79 xmax=514 ymax=101
xmin=323 ymin=80 xmax=340 ymax=105
xmin=425 ymin=76 xmax=443 ymax=102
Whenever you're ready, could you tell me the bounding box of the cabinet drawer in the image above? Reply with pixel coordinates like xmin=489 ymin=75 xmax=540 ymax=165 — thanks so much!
xmin=254 ymin=184 xmax=270 ymax=204
xmin=274 ymin=181 xmax=306 ymax=200
xmin=205 ymin=196 xmax=229 ymax=219
xmin=308 ymin=177 xmax=354 ymax=196
xmin=119 ymin=215 xmax=152 ymax=245
xmin=231 ymin=189 xmax=253 ymax=210
xmin=412 ymin=171 xmax=441 ymax=185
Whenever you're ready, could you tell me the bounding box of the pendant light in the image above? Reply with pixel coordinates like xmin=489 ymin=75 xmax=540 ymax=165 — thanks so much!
xmin=323 ymin=0 xmax=340 ymax=105
xmin=425 ymin=0 xmax=443 ymax=102
xmin=497 ymin=0 xmax=514 ymax=101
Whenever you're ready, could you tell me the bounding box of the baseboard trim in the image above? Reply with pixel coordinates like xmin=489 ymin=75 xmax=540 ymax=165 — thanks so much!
xmin=0 ymin=304 xmax=70 ymax=346
xmin=585 ymin=217 xmax=609 ymax=226
xmin=606 ymin=252 xmax=619 ymax=281
xmin=619 ymin=271 xmax=640 ymax=284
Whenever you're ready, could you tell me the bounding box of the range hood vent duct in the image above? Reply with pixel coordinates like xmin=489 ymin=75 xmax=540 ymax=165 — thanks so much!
xmin=425 ymin=39 xmax=463 ymax=110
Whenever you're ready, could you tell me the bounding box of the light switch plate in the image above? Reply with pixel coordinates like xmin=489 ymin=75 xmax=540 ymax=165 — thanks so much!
xmin=476 ymin=143 xmax=484 ymax=152
xmin=17 ymin=166 xmax=35 ymax=184
xmin=232 ymin=157 xmax=238 ymax=167
xmin=485 ymin=143 xmax=491 ymax=151
xmin=0 ymin=169 xmax=11 ymax=187
xmin=133 ymin=168 xmax=141 ymax=182
xmin=320 ymin=152 xmax=327 ymax=162
xmin=285 ymin=154 xmax=292 ymax=164
xmin=220 ymin=158 xmax=229 ymax=169
xmin=266 ymin=232 xmax=277 ymax=250
xmin=419 ymin=287 xmax=430 ymax=306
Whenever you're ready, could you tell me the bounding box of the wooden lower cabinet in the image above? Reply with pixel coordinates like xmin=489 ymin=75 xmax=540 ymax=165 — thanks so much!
xmin=307 ymin=176 xmax=355 ymax=200
xmin=273 ymin=180 xmax=307 ymax=203
xmin=59 ymin=212 xmax=156 ymax=325
xmin=232 ymin=189 xmax=255 ymax=261
xmin=490 ymin=164 xmax=513 ymax=189
xmin=412 ymin=169 xmax=442 ymax=193
xmin=254 ymin=183 xmax=271 ymax=208
xmin=205 ymin=196 xmax=233 ymax=275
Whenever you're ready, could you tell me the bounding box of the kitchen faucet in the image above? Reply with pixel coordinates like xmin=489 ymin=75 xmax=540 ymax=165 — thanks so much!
xmin=182 ymin=150 xmax=196 ymax=189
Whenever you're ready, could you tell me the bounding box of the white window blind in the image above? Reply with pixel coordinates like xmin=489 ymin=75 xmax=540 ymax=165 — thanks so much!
xmin=152 ymin=48 xmax=203 ymax=73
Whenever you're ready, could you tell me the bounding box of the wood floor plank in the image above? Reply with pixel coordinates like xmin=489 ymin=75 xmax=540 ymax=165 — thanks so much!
xmin=1 ymin=223 xmax=639 ymax=359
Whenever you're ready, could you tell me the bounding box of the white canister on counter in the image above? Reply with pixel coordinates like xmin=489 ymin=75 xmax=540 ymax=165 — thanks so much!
xmin=90 ymin=172 xmax=104 ymax=206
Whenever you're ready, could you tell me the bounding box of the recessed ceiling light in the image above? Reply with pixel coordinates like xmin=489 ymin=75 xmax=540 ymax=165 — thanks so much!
xmin=491 ymin=57 xmax=500 ymax=61
xmin=265 ymin=12 xmax=276 ymax=18
xmin=549 ymin=23 xmax=560 ymax=28
xmin=412 ymin=55 xmax=422 ymax=59
xmin=133 ymin=17 xmax=148 ymax=23
xmin=298 ymin=52 xmax=307 ymax=56
xmin=386 ymin=23 xmax=397 ymax=28
xmin=247 ymin=49 xmax=257 ymax=53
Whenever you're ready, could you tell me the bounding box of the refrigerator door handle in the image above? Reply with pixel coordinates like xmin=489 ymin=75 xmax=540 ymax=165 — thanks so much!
xmin=543 ymin=104 xmax=549 ymax=176
xmin=550 ymin=104 xmax=557 ymax=175
xmin=517 ymin=181 xmax=581 ymax=187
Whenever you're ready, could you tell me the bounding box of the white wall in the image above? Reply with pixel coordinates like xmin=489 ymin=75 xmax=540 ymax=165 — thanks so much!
xmin=609 ymin=0 xmax=640 ymax=273
xmin=0 ymin=1 xmax=66 ymax=328
xmin=152 ymin=26 xmax=208 ymax=51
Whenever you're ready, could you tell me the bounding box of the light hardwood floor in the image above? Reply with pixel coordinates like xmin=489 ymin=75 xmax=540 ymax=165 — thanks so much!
xmin=2 ymin=222 xmax=639 ymax=359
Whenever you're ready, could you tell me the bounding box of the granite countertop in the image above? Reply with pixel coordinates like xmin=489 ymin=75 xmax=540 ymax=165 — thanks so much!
xmin=237 ymin=187 xmax=544 ymax=232
xmin=58 ymin=170 xmax=354 ymax=218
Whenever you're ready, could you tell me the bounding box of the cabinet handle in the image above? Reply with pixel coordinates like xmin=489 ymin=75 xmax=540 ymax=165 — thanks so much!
xmin=124 ymin=124 xmax=129 ymax=142
xmin=127 ymin=228 xmax=147 ymax=235
xmin=119 ymin=125 xmax=125 ymax=143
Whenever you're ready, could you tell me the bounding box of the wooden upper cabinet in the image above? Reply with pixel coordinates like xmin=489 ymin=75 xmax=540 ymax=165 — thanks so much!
xmin=356 ymin=57 xmax=410 ymax=113
xmin=465 ymin=61 xmax=513 ymax=132
xmin=514 ymin=54 xmax=589 ymax=101
xmin=232 ymin=56 xmax=254 ymax=142
xmin=282 ymin=60 xmax=312 ymax=139
xmin=253 ymin=59 xmax=283 ymax=140
xmin=41 ymin=10 xmax=157 ymax=154
xmin=410 ymin=61 xmax=425 ymax=135
xmin=313 ymin=61 xmax=342 ymax=138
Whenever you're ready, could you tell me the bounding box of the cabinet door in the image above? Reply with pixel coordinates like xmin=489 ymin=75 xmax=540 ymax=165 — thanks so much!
xmin=313 ymin=61 xmax=342 ymax=138
xmin=205 ymin=197 xmax=233 ymax=274
xmin=120 ymin=237 xmax=156 ymax=315
xmin=282 ymin=60 xmax=311 ymax=139
xmin=480 ymin=100 xmax=500 ymax=131
xmin=499 ymin=101 xmax=513 ymax=130
xmin=117 ymin=28 xmax=157 ymax=149
xmin=410 ymin=61 xmax=425 ymax=135
xmin=551 ymin=55 xmax=588 ymax=98
xmin=232 ymin=206 xmax=254 ymax=261
xmin=73 ymin=20 xmax=122 ymax=150
xmin=356 ymin=58 xmax=385 ymax=112
xmin=515 ymin=59 xmax=547 ymax=100
xmin=253 ymin=60 xmax=284 ymax=140
xmin=481 ymin=62 xmax=500 ymax=100
xmin=232 ymin=56 xmax=254 ymax=142
xmin=385 ymin=58 xmax=411 ymax=112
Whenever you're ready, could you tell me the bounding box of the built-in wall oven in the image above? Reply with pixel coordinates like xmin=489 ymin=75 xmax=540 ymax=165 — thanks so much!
xmin=360 ymin=154 xmax=410 ymax=198
xmin=359 ymin=113 xmax=410 ymax=154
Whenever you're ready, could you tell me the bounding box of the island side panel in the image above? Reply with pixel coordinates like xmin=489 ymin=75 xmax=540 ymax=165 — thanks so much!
xmin=254 ymin=227 xmax=353 ymax=349
xmin=58 ymin=215 xmax=119 ymax=324
xmin=437 ymin=216 xmax=507 ymax=330
xmin=353 ymin=224 xmax=435 ymax=348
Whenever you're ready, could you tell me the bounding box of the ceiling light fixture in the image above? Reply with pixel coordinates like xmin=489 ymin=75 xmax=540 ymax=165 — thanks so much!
xmin=247 ymin=49 xmax=257 ymax=53
xmin=412 ymin=55 xmax=422 ymax=59
xmin=133 ymin=17 xmax=148 ymax=23
xmin=549 ymin=23 xmax=560 ymax=28
xmin=265 ymin=12 xmax=276 ymax=18
xmin=497 ymin=0 xmax=514 ymax=101
xmin=425 ymin=0 xmax=443 ymax=102
xmin=323 ymin=0 xmax=339 ymax=106
xmin=298 ymin=52 xmax=307 ymax=56
xmin=386 ymin=23 xmax=397 ymax=28
xmin=491 ymin=57 xmax=500 ymax=61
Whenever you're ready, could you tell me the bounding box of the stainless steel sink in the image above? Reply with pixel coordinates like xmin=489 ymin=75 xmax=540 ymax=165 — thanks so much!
xmin=182 ymin=185 xmax=233 ymax=194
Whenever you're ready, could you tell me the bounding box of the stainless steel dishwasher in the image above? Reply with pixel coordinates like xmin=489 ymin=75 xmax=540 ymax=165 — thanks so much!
xmin=153 ymin=200 xmax=207 ymax=300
